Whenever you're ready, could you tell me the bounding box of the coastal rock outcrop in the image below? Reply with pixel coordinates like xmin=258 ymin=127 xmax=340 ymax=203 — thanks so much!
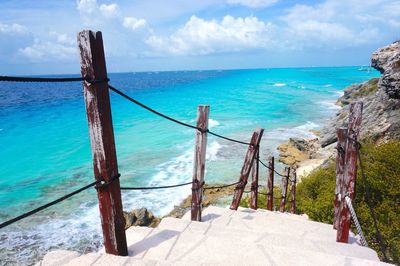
xmin=123 ymin=208 xmax=161 ymax=229
xmin=372 ymin=41 xmax=400 ymax=99
xmin=278 ymin=137 xmax=319 ymax=166
xmin=320 ymin=41 xmax=400 ymax=146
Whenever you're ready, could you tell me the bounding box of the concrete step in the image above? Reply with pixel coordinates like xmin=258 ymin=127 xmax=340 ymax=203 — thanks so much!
xmin=183 ymin=206 xmax=340 ymax=242
xmin=157 ymin=217 xmax=379 ymax=261
xmin=123 ymin=224 xmax=388 ymax=265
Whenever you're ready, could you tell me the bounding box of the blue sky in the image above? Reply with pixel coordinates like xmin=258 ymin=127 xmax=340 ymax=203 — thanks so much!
xmin=0 ymin=0 xmax=399 ymax=74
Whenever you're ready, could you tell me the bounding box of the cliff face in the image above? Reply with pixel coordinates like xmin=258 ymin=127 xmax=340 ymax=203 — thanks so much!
xmin=320 ymin=41 xmax=400 ymax=146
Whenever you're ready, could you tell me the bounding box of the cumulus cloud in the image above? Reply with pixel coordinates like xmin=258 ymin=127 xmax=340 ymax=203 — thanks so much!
xmin=226 ymin=0 xmax=279 ymax=8
xmin=146 ymin=15 xmax=276 ymax=55
xmin=99 ymin=3 xmax=119 ymax=18
xmin=77 ymin=0 xmax=119 ymax=25
xmin=0 ymin=22 xmax=28 ymax=34
xmin=123 ymin=17 xmax=147 ymax=31
xmin=19 ymin=32 xmax=76 ymax=61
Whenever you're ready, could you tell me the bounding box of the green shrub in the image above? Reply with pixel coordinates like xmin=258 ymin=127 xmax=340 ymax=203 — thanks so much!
xmin=296 ymin=140 xmax=400 ymax=264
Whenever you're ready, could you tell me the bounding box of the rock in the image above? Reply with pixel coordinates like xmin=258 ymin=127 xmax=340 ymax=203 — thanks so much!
xmin=320 ymin=41 xmax=400 ymax=144
xmin=372 ymin=41 xmax=400 ymax=99
xmin=123 ymin=208 xmax=161 ymax=229
xmin=278 ymin=138 xmax=319 ymax=166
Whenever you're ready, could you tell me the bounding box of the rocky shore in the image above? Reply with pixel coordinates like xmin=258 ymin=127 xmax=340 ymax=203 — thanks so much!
xmin=278 ymin=40 xmax=400 ymax=179
xmin=124 ymin=40 xmax=400 ymax=228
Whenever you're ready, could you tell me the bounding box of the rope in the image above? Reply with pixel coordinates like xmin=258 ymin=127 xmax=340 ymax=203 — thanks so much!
xmin=120 ymin=181 xmax=193 ymax=190
xmin=258 ymin=159 xmax=287 ymax=177
xmin=108 ymin=84 xmax=252 ymax=146
xmin=345 ymin=196 xmax=368 ymax=247
xmin=204 ymin=181 xmax=241 ymax=190
xmin=0 ymin=180 xmax=98 ymax=229
xmin=0 ymin=75 xmax=109 ymax=84
xmin=207 ymin=131 xmax=252 ymax=146
xmin=357 ymin=145 xmax=388 ymax=260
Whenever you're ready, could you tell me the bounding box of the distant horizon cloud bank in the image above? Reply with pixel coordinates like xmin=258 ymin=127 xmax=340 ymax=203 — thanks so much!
xmin=0 ymin=0 xmax=398 ymax=74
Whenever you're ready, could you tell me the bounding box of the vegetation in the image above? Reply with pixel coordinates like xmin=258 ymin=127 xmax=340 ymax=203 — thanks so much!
xmin=296 ymin=140 xmax=400 ymax=264
xmin=240 ymin=186 xmax=282 ymax=210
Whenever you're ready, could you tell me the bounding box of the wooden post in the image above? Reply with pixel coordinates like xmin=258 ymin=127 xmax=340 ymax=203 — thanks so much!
xmin=78 ymin=30 xmax=127 ymax=256
xmin=230 ymin=129 xmax=264 ymax=210
xmin=250 ymin=148 xmax=259 ymax=210
xmin=279 ymin=167 xmax=290 ymax=212
xmin=337 ymin=102 xmax=363 ymax=243
xmin=334 ymin=127 xmax=347 ymax=229
xmin=191 ymin=105 xmax=209 ymax=221
xmin=266 ymin=156 xmax=274 ymax=211
xmin=290 ymin=168 xmax=297 ymax=214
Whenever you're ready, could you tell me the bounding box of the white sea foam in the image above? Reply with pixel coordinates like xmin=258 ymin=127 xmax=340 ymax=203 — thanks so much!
xmin=264 ymin=121 xmax=320 ymax=143
xmin=324 ymin=84 xmax=333 ymax=87
xmin=335 ymin=90 xmax=344 ymax=97
xmin=273 ymin=83 xmax=286 ymax=87
xmin=319 ymin=100 xmax=341 ymax=110
xmin=208 ymin=118 xmax=220 ymax=129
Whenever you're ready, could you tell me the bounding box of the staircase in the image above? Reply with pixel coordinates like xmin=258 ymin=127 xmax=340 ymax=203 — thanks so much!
xmin=37 ymin=206 xmax=391 ymax=265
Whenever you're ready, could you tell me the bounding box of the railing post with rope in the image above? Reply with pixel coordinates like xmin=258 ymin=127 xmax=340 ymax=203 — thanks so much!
xmin=78 ymin=30 xmax=127 ymax=256
xmin=250 ymin=148 xmax=260 ymax=210
xmin=334 ymin=127 xmax=347 ymax=229
xmin=279 ymin=167 xmax=290 ymax=212
xmin=191 ymin=105 xmax=209 ymax=221
xmin=266 ymin=156 xmax=274 ymax=211
xmin=290 ymin=168 xmax=297 ymax=214
xmin=230 ymin=128 xmax=264 ymax=210
xmin=337 ymin=102 xmax=363 ymax=244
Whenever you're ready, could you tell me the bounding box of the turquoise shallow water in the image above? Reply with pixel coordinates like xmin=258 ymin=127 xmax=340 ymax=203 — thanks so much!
xmin=0 ymin=67 xmax=379 ymax=264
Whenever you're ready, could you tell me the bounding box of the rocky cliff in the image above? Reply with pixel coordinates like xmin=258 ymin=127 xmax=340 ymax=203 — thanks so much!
xmin=320 ymin=41 xmax=400 ymax=146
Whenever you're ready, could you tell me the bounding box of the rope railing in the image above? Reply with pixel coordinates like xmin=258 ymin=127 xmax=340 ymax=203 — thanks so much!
xmin=257 ymin=158 xmax=287 ymax=178
xmin=0 ymin=180 xmax=98 ymax=229
xmin=0 ymin=75 xmax=109 ymax=84
xmin=345 ymin=195 xmax=368 ymax=247
xmin=108 ymin=85 xmax=253 ymax=146
xmin=354 ymin=140 xmax=388 ymax=260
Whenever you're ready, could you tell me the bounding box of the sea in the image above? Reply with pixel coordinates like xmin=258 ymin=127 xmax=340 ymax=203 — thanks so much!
xmin=0 ymin=66 xmax=379 ymax=265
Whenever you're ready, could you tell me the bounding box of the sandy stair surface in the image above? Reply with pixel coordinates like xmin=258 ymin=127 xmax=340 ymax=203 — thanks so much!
xmin=37 ymin=206 xmax=392 ymax=266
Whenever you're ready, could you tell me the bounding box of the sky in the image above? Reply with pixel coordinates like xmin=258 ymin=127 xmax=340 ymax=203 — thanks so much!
xmin=0 ymin=0 xmax=399 ymax=75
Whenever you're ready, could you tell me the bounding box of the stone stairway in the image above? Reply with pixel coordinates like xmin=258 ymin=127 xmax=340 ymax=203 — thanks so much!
xmin=37 ymin=206 xmax=392 ymax=265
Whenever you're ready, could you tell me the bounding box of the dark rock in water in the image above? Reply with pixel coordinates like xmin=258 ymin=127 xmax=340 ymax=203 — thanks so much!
xmin=123 ymin=208 xmax=161 ymax=229
xmin=321 ymin=41 xmax=400 ymax=145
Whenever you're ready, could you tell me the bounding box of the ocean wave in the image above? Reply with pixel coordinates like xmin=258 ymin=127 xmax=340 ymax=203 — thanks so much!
xmin=264 ymin=121 xmax=319 ymax=142
xmin=319 ymin=100 xmax=341 ymax=110
xmin=273 ymin=83 xmax=286 ymax=87
xmin=208 ymin=118 xmax=220 ymax=129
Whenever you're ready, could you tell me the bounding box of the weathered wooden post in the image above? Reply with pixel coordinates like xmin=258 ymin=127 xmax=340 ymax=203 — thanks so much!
xmin=290 ymin=168 xmax=297 ymax=214
xmin=279 ymin=167 xmax=290 ymax=212
xmin=266 ymin=156 xmax=274 ymax=211
xmin=250 ymin=148 xmax=259 ymax=210
xmin=230 ymin=129 xmax=264 ymax=210
xmin=334 ymin=127 xmax=347 ymax=229
xmin=191 ymin=105 xmax=209 ymax=221
xmin=337 ymin=102 xmax=363 ymax=243
xmin=78 ymin=30 xmax=127 ymax=256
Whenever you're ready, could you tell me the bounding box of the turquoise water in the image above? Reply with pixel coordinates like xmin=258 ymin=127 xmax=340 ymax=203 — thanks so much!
xmin=0 ymin=67 xmax=379 ymax=264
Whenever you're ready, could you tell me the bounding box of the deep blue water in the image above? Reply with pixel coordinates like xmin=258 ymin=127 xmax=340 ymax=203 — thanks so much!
xmin=0 ymin=67 xmax=379 ymax=264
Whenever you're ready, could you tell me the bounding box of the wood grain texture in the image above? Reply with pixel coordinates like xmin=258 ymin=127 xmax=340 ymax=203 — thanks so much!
xmin=267 ymin=156 xmax=274 ymax=211
xmin=337 ymin=102 xmax=363 ymax=243
xmin=290 ymin=168 xmax=297 ymax=214
xmin=334 ymin=127 xmax=347 ymax=229
xmin=250 ymin=148 xmax=259 ymax=210
xmin=279 ymin=167 xmax=290 ymax=212
xmin=78 ymin=30 xmax=127 ymax=256
xmin=230 ymin=129 xmax=264 ymax=210
xmin=191 ymin=105 xmax=209 ymax=221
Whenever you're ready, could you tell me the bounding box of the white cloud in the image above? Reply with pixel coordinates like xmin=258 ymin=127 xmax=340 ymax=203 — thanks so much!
xmin=0 ymin=22 xmax=28 ymax=34
xmin=123 ymin=17 xmax=147 ymax=31
xmin=226 ymin=0 xmax=279 ymax=8
xmin=77 ymin=0 xmax=119 ymax=25
xmin=99 ymin=3 xmax=119 ymax=18
xmin=146 ymin=15 xmax=276 ymax=55
xmin=19 ymin=32 xmax=76 ymax=61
